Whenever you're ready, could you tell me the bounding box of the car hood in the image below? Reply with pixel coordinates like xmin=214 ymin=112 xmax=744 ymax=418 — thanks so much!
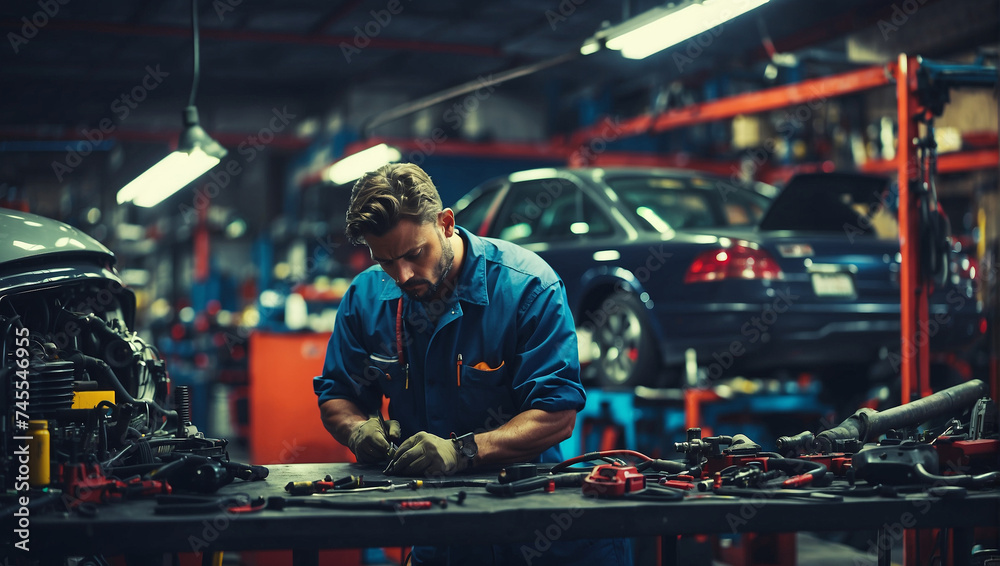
xmin=0 ymin=208 xmax=115 ymax=266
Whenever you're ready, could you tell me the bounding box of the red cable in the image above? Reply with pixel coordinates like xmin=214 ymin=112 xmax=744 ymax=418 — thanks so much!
xmin=551 ymin=449 xmax=652 ymax=473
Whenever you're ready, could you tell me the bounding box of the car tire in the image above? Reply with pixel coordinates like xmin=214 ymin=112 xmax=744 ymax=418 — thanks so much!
xmin=584 ymin=291 xmax=659 ymax=389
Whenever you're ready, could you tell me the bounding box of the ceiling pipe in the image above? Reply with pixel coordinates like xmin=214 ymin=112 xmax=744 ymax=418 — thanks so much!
xmin=360 ymin=51 xmax=579 ymax=137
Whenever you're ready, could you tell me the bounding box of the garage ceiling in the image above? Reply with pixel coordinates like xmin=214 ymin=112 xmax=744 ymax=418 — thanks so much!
xmin=3 ymin=0 xmax=991 ymax=138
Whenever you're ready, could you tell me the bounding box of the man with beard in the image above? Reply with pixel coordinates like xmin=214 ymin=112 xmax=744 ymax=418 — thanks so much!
xmin=314 ymin=163 xmax=631 ymax=565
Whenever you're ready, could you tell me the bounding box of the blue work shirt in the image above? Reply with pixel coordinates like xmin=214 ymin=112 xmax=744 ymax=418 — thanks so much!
xmin=314 ymin=227 xmax=631 ymax=566
xmin=314 ymin=226 xmax=587 ymax=461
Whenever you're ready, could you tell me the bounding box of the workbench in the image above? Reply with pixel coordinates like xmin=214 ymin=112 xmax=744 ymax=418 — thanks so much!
xmin=25 ymin=463 xmax=1000 ymax=565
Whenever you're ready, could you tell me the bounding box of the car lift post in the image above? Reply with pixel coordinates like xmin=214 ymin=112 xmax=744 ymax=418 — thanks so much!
xmin=896 ymin=54 xmax=932 ymax=406
xmin=896 ymin=53 xmax=1000 ymax=566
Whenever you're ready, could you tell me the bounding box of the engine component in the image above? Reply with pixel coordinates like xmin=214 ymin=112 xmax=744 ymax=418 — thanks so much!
xmin=775 ymin=431 xmax=817 ymax=456
xmin=816 ymin=379 xmax=989 ymax=452
xmin=582 ymin=464 xmax=646 ymax=498
xmin=970 ymin=398 xmax=997 ymax=440
xmin=1 ymin=282 xmax=178 ymax=491
xmin=28 ymin=359 xmax=75 ymax=417
xmin=852 ymin=444 xmax=940 ymax=485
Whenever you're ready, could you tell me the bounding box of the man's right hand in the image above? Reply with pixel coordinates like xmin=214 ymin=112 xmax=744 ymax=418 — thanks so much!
xmin=347 ymin=416 xmax=401 ymax=463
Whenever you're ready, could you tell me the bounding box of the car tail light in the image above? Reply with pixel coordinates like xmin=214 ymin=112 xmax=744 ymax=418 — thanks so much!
xmin=951 ymin=254 xmax=978 ymax=282
xmin=684 ymin=245 xmax=784 ymax=283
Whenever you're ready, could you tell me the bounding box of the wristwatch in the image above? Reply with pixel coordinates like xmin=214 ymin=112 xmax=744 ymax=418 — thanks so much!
xmin=450 ymin=432 xmax=478 ymax=465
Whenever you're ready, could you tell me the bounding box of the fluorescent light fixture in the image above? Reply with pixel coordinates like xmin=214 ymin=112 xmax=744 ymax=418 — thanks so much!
xmin=603 ymin=0 xmax=769 ymax=60
xmin=118 ymin=106 xmax=226 ymax=207
xmin=508 ymin=168 xmax=559 ymax=183
xmin=117 ymin=1 xmax=227 ymax=208
xmin=323 ymin=143 xmax=402 ymax=185
xmin=580 ymin=38 xmax=601 ymax=56
xmin=592 ymin=250 xmax=621 ymax=262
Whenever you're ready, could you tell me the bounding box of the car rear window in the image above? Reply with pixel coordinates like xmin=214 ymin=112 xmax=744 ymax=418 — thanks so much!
xmin=607 ymin=176 xmax=770 ymax=232
xmin=454 ymin=185 xmax=501 ymax=236
xmin=758 ymin=174 xmax=898 ymax=239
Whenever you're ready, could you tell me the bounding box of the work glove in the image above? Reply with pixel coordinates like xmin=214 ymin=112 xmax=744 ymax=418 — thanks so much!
xmin=348 ymin=416 xmax=400 ymax=464
xmin=385 ymin=432 xmax=468 ymax=477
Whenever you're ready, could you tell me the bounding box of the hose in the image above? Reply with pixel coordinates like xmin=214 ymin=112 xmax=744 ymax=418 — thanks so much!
xmin=485 ymin=472 xmax=588 ymax=497
xmin=66 ymin=352 xmax=178 ymax=427
xmin=766 ymin=457 xmax=829 ymax=482
xmin=913 ymin=464 xmax=1000 ymax=488
xmin=549 ymin=450 xmax=652 ymax=473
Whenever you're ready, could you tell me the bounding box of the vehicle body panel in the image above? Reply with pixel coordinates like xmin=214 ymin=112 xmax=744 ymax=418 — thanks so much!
xmin=454 ymin=168 xmax=982 ymax=385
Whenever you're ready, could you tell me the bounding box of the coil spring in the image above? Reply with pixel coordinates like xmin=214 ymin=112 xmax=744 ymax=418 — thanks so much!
xmin=175 ymin=385 xmax=193 ymax=425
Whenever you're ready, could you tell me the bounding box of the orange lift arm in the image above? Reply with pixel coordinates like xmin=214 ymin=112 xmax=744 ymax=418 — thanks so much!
xmin=569 ymin=64 xmax=895 ymax=148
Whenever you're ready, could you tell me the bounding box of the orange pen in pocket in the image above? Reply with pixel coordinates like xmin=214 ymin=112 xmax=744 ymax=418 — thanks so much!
xmin=456 ymin=353 xmax=463 ymax=387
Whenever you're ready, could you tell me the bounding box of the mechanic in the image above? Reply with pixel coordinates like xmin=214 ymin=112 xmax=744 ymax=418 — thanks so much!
xmin=314 ymin=162 xmax=632 ymax=565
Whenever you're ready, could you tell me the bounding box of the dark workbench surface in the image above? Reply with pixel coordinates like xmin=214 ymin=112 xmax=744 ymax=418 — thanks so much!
xmin=26 ymin=462 xmax=1000 ymax=557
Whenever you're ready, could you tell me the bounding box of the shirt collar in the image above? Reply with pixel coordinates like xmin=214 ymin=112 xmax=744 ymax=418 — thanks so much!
xmin=453 ymin=226 xmax=489 ymax=306
xmin=376 ymin=225 xmax=489 ymax=306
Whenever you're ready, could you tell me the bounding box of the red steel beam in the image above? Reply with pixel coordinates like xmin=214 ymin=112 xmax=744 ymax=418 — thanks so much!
xmin=861 ymin=149 xmax=999 ymax=175
xmin=571 ymin=64 xmax=895 ymax=147
xmin=896 ymin=55 xmax=932 ymax=412
xmin=0 ymin=126 xmax=310 ymax=151
xmin=586 ymin=151 xmax=742 ymax=178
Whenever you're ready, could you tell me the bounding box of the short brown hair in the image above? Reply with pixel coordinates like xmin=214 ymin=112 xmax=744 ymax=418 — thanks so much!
xmin=345 ymin=163 xmax=443 ymax=245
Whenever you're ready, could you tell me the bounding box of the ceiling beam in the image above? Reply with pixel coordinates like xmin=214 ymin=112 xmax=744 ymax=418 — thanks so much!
xmin=0 ymin=19 xmax=504 ymax=57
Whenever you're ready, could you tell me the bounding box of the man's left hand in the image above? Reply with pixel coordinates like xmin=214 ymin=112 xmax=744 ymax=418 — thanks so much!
xmin=385 ymin=432 xmax=468 ymax=476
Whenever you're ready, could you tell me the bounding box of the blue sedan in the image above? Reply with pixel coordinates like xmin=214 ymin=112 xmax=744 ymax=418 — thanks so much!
xmin=452 ymin=167 xmax=981 ymax=389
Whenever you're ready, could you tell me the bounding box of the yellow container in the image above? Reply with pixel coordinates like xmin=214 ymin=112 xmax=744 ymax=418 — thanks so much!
xmin=27 ymin=420 xmax=50 ymax=487
xmin=72 ymin=390 xmax=116 ymax=409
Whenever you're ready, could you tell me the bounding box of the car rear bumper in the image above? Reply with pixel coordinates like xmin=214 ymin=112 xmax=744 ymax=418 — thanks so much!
xmin=655 ymin=302 xmax=982 ymax=377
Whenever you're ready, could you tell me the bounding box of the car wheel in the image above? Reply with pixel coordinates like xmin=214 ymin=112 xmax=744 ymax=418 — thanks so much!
xmin=585 ymin=292 xmax=658 ymax=388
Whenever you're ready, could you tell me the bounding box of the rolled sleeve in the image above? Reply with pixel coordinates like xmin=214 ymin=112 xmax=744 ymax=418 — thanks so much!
xmin=312 ymin=286 xmax=382 ymax=415
xmin=512 ymin=279 xmax=586 ymax=413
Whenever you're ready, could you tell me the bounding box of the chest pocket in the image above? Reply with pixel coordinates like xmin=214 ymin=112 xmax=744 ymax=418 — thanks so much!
xmin=459 ymin=359 xmax=507 ymax=389
xmin=367 ymin=353 xmax=403 ymax=397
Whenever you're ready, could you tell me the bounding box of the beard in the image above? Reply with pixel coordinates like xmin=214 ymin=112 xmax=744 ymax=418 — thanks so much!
xmin=400 ymin=232 xmax=455 ymax=302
